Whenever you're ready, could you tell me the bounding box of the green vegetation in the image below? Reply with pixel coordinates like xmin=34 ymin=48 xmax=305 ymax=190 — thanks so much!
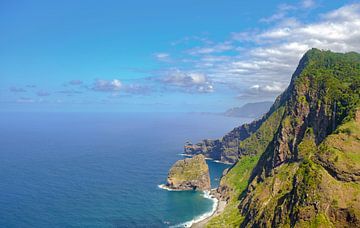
xmin=206 ymin=155 xmax=260 ymax=227
xmin=295 ymin=159 xmax=322 ymax=204
xmin=295 ymin=49 xmax=360 ymax=125
xmin=317 ymin=109 xmax=360 ymax=177
xmin=239 ymin=106 xmax=285 ymax=156
xmin=206 ymin=105 xmax=285 ymax=226
xmin=167 ymin=154 xmax=210 ymax=190
xmin=297 ymin=127 xmax=316 ymax=159
xmin=168 ymin=155 xmax=208 ymax=182
xmin=203 ymin=49 xmax=360 ymax=227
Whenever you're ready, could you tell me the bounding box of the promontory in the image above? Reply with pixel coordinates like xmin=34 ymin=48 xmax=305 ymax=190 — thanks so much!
xmin=166 ymin=154 xmax=211 ymax=191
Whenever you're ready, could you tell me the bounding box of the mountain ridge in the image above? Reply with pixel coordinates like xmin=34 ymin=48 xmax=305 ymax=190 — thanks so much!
xmin=186 ymin=48 xmax=360 ymax=227
xmin=224 ymin=101 xmax=273 ymax=118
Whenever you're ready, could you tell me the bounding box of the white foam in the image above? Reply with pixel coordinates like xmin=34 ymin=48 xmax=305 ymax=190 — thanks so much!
xmin=157 ymin=184 xmax=183 ymax=191
xmin=177 ymin=153 xmax=193 ymax=157
xmin=170 ymin=190 xmax=218 ymax=228
xmin=212 ymin=160 xmax=232 ymax=165
xmin=177 ymin=154 xmax=231 ymax=165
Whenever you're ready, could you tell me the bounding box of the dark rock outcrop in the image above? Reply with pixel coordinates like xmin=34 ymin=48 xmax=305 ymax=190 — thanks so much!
xmin=184 ymin=116 xmax=268 ymax=163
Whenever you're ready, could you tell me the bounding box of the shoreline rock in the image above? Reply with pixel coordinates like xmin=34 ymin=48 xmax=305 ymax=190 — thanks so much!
xmin=166 ymin=154 xmax=211 ymax=191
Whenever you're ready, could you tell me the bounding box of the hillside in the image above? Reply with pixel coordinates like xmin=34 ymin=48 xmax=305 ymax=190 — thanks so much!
xmin=188 ymin=49 xmax=360 ymax=227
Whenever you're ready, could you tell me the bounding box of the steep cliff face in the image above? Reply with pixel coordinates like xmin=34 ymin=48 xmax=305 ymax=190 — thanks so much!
xmin=206 ymin=49 xmax=360 ymax=227
xmin=184 ymin=98 xmax=283 ymax=163
xmin=166 ymin=154 xmax=211 ymax=191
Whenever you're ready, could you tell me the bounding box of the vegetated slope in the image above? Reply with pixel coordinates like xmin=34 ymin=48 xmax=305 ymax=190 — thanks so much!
xmin=206 ymin=49 xmax=360 ymax=227
xmin=184 ymin=97 xmax=284 ymax=163
xmin=166 ymin=154 xmax=210 ymax=191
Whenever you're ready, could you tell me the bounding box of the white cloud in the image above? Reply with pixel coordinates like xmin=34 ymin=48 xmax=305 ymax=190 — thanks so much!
xmin=162 ymin=3 xmax=360 ymax=100
xmin=188 ymin=42 xmax=234 ymax=55
xmin=68 ymin=80 xmax=83 ymax=86
xmin=154 ymin=53 xmax=171 ymax=62
xmin=92 ymin=79 xmax=122 ymax=92
xmin=124 ymin=84 xmax=152 ymax=95
xmin=261 ymin=1 xmax=316 ymax=23
xmin=301 ymin=0 xmax=315 ymax=9
xmin=260 ymin=12 xmax=286 ymax=23
xmin=236 ymin=82 xmax=287 ymax=99
xmin=16 ymin=97 xmax=35 ymax=103
xmin=258 ymin=27 xmax=292 ymax=39
xmin=159 ymin=70 xmax=214 ymax=93
xmin=250 ymin=83 xmax=285 ymax=93
xmin=150 ymin=3 xmax=360 ymax=100
xmin=198 ymin=84 xmax=214 ymax=93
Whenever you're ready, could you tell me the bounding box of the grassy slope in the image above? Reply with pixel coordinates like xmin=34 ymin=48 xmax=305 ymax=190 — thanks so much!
xmin=206 ymin=155 xmax=260 ymax=227
xmin=206 ymin=106 xmax=285 ymax=227
xmin=206 ymin=49 xmax=360 ymax=227
xmin=168 ymin=155 xmax=208 ymax=183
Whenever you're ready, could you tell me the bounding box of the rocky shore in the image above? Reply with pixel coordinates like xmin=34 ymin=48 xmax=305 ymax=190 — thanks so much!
xmin=190 ymin=189 xmax=227 ymax=227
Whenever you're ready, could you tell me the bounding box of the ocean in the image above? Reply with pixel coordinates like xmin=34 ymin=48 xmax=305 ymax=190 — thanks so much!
xmin=0 ymin=112 xmax=250 ymax=227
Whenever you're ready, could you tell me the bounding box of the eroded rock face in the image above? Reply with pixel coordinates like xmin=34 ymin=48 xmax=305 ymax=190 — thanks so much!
xmin=166 ymin=154 xmax=210 ymax=191
xmin=236 ymin=49 xmax=360 ymax=228
xmin=203 ymin=49 xmax=360 ymax=227
xmin=184 ymin=116 xmax=268 ymax=164
xmin=184 ymin=93 xmax=285 ymax=164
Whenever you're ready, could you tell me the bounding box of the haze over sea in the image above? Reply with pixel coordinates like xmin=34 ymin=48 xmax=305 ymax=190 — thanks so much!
xmin=0 ymin=112 xmax=250 ymax=227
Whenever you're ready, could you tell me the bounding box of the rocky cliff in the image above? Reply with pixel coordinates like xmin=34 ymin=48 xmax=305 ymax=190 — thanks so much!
xmin=184 ymin=114 xmax=270 ymax=164
xmin=195 ymin=49 xmax=360 ymax=227
xmin=166 ymin=154 xmax=211 ymax=191
xmin=184 ymin=94 xmax=284 ymax=164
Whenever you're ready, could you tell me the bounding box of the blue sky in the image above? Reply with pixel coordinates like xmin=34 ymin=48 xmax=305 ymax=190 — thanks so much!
xmin=0 ymin=0 xmax=359 ymax=112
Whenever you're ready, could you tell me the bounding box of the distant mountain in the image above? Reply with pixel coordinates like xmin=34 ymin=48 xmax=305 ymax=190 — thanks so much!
xmin=224 ymin=101 xmax=273 ymax=118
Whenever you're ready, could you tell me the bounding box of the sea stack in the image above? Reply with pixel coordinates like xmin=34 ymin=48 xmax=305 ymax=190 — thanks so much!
xmin=166 ymin=154 xmax=211 ymax=191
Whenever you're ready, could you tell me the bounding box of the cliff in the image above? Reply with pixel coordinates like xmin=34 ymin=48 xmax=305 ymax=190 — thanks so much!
xmin=191 ymin=49 xmax=360 ymax=227
xmin=184 ymin=115 xmax=270 ymax=164
xmin=166 ymin=154 xmax=211 ymax=191
xmin=184 ymin=96 xmax=284 ymax=164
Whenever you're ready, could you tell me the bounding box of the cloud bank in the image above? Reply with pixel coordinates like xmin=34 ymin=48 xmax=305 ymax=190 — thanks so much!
xmin=152 ymin=3 xmax=360 ymax=99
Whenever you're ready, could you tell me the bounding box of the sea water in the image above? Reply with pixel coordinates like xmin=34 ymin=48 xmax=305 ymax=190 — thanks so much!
xmin=0 ymin=112 xmax=250 ymax=227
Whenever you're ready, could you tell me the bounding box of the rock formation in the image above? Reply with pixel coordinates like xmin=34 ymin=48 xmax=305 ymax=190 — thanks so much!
xmin=187 ymin=49 xmax=360 ymax=227
xmin=166 ymin=154 xmax=211 ymax=191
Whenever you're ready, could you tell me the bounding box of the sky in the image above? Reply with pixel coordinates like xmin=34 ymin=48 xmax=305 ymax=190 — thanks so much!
xmin=1 ymin=0 xmax=360 ymax=112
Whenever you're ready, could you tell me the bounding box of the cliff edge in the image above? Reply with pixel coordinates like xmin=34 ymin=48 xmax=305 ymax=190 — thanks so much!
xmin=188 ymin=49 xmax=360 ymax=227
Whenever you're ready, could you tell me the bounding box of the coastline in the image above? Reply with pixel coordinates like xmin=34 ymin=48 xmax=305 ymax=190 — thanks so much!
xmin=171 ymin=190 xmax=220 ymax=228
xmin=158 ymin=184 xmax=184 ymax=191
xmin=190 ymin=191 xmax=226 ymax=228
xmin=158 ymin=185 xmax=223 ymax=228
xmin=177 ymin=154 xmax=233 ymax=165
xmin=162 ymin=154 xmax=229 ymax=227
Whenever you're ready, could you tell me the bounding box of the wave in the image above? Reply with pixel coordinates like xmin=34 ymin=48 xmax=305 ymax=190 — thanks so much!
xmin=170 ymin=190 xmax=218 ymax=228
xmin=177 ymin=153 xmax=231 ymax=165
xmin=177 ymin=153 xmax=193 ymax=157
xmin=211 ymin=159 xmax=232 ymax=165
xmin=157 ymin=184 xmax=183 ymax=192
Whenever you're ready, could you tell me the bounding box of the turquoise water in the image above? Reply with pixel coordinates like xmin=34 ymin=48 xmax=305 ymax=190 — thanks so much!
xmin=0 ymin=112 xmax=248 ymax=227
